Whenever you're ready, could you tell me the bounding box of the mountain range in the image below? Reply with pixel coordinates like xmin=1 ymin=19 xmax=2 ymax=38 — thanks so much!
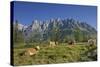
xmin=14 ymin=18 xmax=97 ymax=42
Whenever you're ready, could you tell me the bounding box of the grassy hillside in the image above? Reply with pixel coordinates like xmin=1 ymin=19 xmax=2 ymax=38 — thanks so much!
xmin=13 ymin=43 xmax=97 ymax=66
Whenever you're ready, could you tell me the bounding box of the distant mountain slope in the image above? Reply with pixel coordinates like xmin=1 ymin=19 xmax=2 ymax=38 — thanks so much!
xmin=14 ymin=18 xmax=97 ymax=43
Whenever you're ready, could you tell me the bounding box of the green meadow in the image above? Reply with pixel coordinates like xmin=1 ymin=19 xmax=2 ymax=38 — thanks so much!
xmin=13 ymin=43 xmax=97 ymax=66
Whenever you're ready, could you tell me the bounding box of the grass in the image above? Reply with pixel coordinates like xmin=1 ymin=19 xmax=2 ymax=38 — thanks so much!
xmin=13 ymin=43 xmax=97 ymax=66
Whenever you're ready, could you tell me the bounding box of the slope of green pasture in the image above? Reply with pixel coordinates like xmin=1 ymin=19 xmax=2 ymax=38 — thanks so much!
xmin=13 ymin=44 xmax=97 ymax=66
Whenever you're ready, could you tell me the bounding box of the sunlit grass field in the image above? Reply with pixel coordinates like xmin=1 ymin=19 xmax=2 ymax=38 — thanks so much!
xmin=13 ymin=43 xmax=97 ymax=66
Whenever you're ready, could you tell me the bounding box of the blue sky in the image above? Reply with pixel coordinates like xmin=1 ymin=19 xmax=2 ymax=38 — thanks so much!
xmin=13 ymin=1 xmax=97 ymax=29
